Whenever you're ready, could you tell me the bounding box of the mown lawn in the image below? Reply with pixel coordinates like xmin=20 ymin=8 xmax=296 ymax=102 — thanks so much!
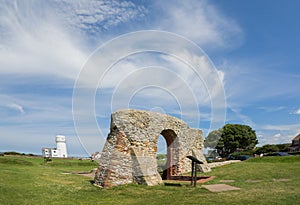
xmin=0 ymin=155 xmax=299 ymax=205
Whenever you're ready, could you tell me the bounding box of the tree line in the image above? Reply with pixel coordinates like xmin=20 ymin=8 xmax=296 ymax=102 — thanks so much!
xmin=205 ymin=124 xmax=290 ymax=158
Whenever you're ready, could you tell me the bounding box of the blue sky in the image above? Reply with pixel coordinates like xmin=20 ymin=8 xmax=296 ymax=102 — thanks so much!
xmin=0 ymin=0 xmax=299 ymax=156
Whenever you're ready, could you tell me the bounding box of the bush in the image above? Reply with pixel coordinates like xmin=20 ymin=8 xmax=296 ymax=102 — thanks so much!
xmin=231 ymin=149 xmax=255 ymax=157
xmin=4 ymin=151 xmax=22 ymax=155
xmin=288 ymin=151 xmax=300 ymax=155
xmin=255 ymin=144 xmax=290 ymax=154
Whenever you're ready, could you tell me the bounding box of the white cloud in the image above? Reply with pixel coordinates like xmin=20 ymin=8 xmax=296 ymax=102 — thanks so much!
xmin=273 ymin=133 xmax=281 ymax=139
xmin=155 ymin=0 xmax=243 ymax=49
xmin=255 ymin=122 xmax=300 ymax=145
xmin=257 ymin=132 xmax=296 ymax=146
xmin=86 ymin=37 xmax=226 ymax=104
xmin=0 ymin=95 xmax=25 ymax=115
xmin=0 ymin=0 xmax=239 ymax=83
xmin=0 ymin=0 xmax=146 ymax=80
xmin=262 ymin=133 xmax=282 ymax=145
xmin=6 ymin=103 xmax=25 ymax=114
xmin=294 ymin=109 xmax=300 ymax=115
xmin=0 ymin=1 xmax=87 ymax=79
xmin=259 ymin=106 xmax=286 ymax=112
xmin=262 ymin=123 xmax=300 ymax=132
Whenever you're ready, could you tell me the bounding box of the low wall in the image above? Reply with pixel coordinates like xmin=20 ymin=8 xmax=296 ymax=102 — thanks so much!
xmin=208 ymin=160 xmax=241 ymax=169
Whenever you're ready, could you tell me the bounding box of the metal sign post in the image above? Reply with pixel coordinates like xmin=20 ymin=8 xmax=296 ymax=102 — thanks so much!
xmin=186 ymin=155 xmax=203 ymax=187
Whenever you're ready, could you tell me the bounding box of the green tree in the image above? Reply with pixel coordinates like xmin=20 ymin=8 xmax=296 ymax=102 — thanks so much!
xmin=206 ymin=124 xmax=258 ymax=158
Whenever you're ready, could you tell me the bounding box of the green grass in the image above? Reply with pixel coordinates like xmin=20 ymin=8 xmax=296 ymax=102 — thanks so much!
xmin=0 ymin=155 xmax=299 ymax=204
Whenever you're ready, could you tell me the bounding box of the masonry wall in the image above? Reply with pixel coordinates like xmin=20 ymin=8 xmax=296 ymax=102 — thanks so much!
xmin=94 ymin=109 xmax=210 ymax=188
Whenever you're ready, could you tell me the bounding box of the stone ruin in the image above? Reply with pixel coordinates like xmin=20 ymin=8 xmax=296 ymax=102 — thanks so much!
xmin=94 ymin=109 xmax=210 ymax=187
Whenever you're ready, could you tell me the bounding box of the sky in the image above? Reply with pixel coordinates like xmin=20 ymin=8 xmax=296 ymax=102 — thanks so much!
xmin=0 ymin=0 xmax=299 ymax=157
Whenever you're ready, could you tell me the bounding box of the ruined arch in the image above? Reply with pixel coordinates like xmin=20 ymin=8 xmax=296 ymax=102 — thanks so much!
xmin=94 ymin=109 xmax=210 ymax=188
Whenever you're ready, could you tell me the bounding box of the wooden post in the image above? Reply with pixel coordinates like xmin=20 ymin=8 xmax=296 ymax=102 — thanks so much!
xmin=190 ymin=161 xmax=194 ymax=186
xmin=194 ymin=163 xmax=197 ymax=187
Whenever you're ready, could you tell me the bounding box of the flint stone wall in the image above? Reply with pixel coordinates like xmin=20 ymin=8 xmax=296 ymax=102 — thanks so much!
xmin=94 ymin=109 xmax=210 ymax=187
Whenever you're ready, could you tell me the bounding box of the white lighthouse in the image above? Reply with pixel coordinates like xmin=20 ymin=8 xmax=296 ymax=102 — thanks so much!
xmin=42 ymin=135 xmax=68 ymax=158
xmin=55 ymin=135 xmax=68 ymax=158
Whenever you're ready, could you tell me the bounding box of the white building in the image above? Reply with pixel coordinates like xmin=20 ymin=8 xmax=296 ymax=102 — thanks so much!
xmin=42 ymin=135 xmax=68 ymax=158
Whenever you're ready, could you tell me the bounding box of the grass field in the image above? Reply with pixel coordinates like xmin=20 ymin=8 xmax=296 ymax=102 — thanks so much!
xmin=0 ymin=155 xmax=299 ymax=205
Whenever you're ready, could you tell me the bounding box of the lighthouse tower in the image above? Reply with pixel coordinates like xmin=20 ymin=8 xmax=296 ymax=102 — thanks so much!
xmin=55 ymin=135 xmax=68 ymax=158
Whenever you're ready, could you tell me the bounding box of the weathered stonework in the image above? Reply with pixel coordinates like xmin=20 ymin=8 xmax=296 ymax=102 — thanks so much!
xmin=94 ymin=109 xmax=210 ymax=187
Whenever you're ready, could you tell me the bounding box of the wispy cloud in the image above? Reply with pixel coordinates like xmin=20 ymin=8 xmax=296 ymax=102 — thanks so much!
xmin=0 ymin=0 xmax=146 ymax=80
xmin=262 ymin=123 xmax=300 ymax=132
xmin=154 ymin=0 xmax=243 ymax=49
xmin=0 ymin=1 xmax=87 ymax=79
xmin=227 ymin=107 xmax=255 ymax=127
xmin=6 ymin=103 xmax=25 ymax=114
xmin=259 ymin=106 xmax=286 ymax=112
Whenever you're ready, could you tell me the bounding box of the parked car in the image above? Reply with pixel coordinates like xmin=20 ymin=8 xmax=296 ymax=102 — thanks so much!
xmin=234 ymin=155 xmax=252 ymax=161
xmin=215 ymin=156 xmax=222 ymax=160
xmin=265 ymin=152 xmax=290 ymax=156
xmin=227 ymin=155 xmax=252 ymax=161
xmin=227 ymin=155 xmax=236 ymax=160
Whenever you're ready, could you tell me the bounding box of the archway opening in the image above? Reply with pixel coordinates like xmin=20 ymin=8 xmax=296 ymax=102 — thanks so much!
xmin=159 ymin=129 xmax=177 ymax=180
xmin=156 ymin=134 xmax=167 ymax=178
